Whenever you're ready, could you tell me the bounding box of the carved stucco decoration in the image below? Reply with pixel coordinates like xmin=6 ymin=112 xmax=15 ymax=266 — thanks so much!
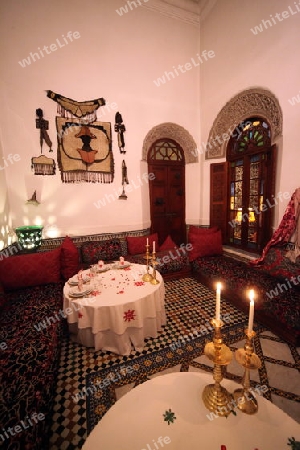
xmin=205 ymin=88 xmax=283 ymax=160
xmin=142 ymin=122 xmax=198 ymax=163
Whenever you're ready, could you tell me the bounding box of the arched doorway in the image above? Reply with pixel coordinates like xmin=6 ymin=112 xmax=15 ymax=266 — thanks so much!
xmin=147 ymin=139 xmax=186 ymax=246
xmin=142 ymin=122 xmax=198 ymax=246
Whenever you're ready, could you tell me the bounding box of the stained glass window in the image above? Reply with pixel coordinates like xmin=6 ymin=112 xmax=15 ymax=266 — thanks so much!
xmin=228 ymin=118 xmax=271 ymax=157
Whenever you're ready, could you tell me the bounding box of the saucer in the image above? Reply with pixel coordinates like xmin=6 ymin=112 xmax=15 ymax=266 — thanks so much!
xmin=69 ymin=287 xmax=92 ymax=298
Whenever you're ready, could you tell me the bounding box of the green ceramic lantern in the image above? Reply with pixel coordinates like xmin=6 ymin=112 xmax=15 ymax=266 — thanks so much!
xmin=15 ymin=225 xmax=44 ymax=252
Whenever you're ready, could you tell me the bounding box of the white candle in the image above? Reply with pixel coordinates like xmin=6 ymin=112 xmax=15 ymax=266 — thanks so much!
xmin=248 ymin=290 xmax=255 ymax=333
xmin=216 ymin=282 xmax=221 ymax=321
xmin=153 ymin=241 xmax=155 ymax=253
xmin=146 ymin=238 xmax=149 ymax=246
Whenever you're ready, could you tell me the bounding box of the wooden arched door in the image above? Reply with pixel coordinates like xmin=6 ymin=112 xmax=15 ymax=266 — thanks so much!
xmin=148 ymin=139 xmax=186 ymax=246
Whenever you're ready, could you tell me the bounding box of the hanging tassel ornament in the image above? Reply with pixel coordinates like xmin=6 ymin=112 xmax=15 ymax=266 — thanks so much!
xmin=31 ymin=154 xmax=56 ymax=175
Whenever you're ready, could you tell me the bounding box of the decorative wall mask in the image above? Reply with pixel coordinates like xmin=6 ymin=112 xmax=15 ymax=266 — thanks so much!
xmin=114 ymin=111 xmax=126 ymax=154
xmin=119 ymin=160 xmax=129 ymax=200
xmin=32 ymin=108 xmax=56 ymax=175
xmin=36 ymin=108 xmax=53 ymax=152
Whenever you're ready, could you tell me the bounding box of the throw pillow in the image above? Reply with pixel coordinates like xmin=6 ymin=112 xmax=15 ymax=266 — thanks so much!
xmin=0 ymin=248 xmax=61 ymax=291
xmin=81 ymin=239 xmax=122 ymax=265
xmin=126 ymin=233 xmax=159 ymax=255
xmin=0 ymin=282 xmax=7 ymax=310
xmin=159 ymin=235 xmax=177 ymax=251
xmin=189 ymin=225 xmax=219 ymax=235
xmin=188 ymin=230 xmax=223 ymax=261
xmin=60 ymin=236 xmax=80 ymax=280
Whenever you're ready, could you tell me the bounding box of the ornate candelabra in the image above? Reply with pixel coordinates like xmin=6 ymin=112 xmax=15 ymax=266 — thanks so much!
xmin=142 ymin=243 xmax=153 ymax=282
xmin=150 ymin=250 xmax=160 ymax=285
xmin=233 ymin=329 xmax=261 ymax=414
xmin=202 ymin=319 xmax=234 ymax=417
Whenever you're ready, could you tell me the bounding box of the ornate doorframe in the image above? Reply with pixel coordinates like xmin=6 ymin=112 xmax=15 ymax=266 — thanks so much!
xmin=205 ymin=88 xmax=283 ymax=160
xmin=142 ymin=122 xmax=198 ymax=164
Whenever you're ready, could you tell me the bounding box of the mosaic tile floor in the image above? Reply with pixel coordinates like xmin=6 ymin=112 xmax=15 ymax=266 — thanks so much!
xmin=48 ymin=277 xmax=300 ymax=449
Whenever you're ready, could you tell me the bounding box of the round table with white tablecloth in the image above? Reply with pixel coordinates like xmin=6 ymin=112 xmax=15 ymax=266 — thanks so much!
xmin=63 ymin=263 xmax=166 ymax=355
xmin=82 ymin=371 xmax=300 ymax=450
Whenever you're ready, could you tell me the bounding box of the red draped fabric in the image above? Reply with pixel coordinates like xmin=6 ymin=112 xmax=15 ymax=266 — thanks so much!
xmin=250 ymin=188 xmax=300 ymax=265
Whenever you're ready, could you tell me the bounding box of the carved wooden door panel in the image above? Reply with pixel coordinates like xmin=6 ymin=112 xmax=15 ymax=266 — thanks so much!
xmin=148 ymin=140 xmax=186 ymax=246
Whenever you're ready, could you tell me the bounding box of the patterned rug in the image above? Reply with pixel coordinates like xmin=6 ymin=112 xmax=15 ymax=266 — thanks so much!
xmin=49 ymin=277 xmax=300 ymax=449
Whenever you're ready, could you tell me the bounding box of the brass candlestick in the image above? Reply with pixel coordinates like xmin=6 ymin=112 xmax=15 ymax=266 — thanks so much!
xmin=233 ymin=329 xmax=262 ymax=415
xmin=202 ymin=319 xmax=234 ymax=417
xmin=142 ymin=244 xmax=153 ymax=282
xmin=150 ymin=250 xmax=160 ymax=285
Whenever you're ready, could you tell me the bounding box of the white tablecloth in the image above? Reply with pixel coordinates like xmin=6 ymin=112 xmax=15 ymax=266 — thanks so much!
xmin=63 ymin=264 xmax=166 ymax=355
xmin=82 ymin=372 xmax=300 ymax=450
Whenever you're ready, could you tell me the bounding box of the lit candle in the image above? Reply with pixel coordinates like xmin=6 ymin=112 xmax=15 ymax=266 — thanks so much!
xmin=248 ymin=290 xmax=255 ymax=333
xmin=216 ymin=282 xmax=221 ymax=321
xmin=153 ymin=241 xmax=155 ymax=253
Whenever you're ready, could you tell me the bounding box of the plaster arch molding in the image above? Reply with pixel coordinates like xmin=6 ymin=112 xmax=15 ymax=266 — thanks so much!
xmin=205 ymin=88 xmax=283 ymax=159
xmin=142 ymin=122 xmax=198 ymax=163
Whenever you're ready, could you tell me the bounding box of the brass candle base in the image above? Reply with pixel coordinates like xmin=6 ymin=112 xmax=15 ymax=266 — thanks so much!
xmin=150 ymin=251 xmax=160 ymax=285
xmin=143 ymin=273 xmax=153 ymax=282
xmin=232 ymin=388 xmax=258 ymax=415
xmin=142 ymin=244 xmax=153 ymax=282
xmin=233 ymin=329 xmax=262 ymax=415
xmin=202 ymin=381 xmax=235 ymax=418
xmin=202 ymin=319 xmax=233 ymax=417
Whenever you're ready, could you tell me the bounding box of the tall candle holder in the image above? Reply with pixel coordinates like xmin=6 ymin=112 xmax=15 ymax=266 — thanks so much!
xmin=202 ymin=319 xmax=233 ymax=417
xmin=142 ymin=243 xmax=153 ymax=282
xmin=150 ymin=250 xmax=160 ymax=285
xmin=233 ymin=329 xmax=261 ymax=415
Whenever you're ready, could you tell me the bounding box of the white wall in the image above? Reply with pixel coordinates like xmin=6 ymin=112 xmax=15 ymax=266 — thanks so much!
xmin=0 ymin=0 xmax=200 ymax=239
xmin=199 ymin=0 xmax=300 ymax=227
xmin=0 ymin=137 xmax=11 ymax=249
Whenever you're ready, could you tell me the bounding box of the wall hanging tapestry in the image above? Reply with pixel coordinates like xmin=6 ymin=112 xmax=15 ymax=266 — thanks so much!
xmin=47 ymin=90 xmax=105 ymax=123
xmin=56 ymin=118 xmax=114 ymax=183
